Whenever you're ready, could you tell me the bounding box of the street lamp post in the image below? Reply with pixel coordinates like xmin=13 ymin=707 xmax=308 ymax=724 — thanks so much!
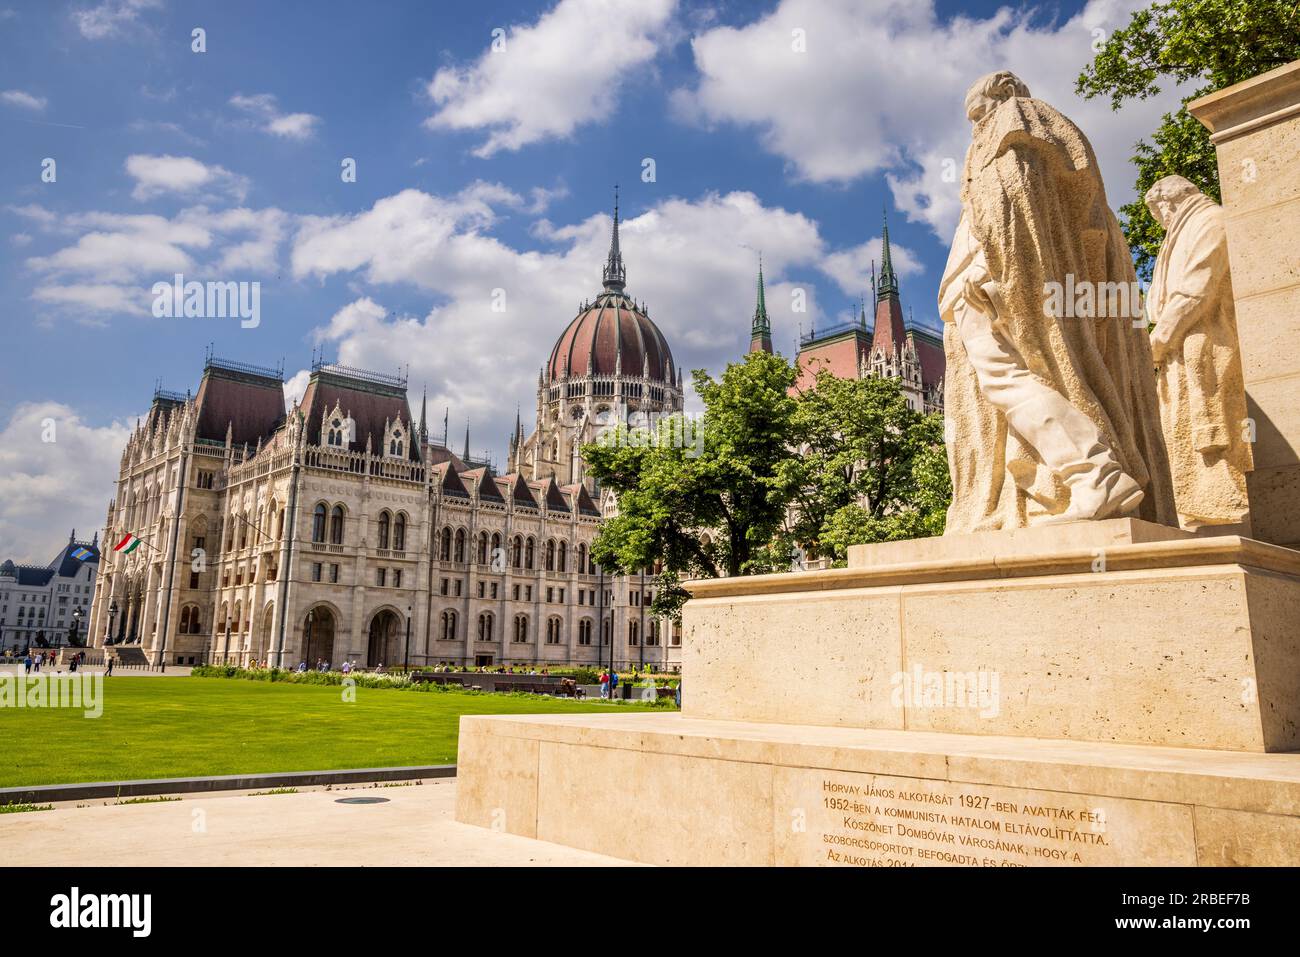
xmin=403 ymin=604 xmax=412 ymax=673
xmin=107 ymin=600 xmax=119 ymax=645
xmin=304 ymin=610 xmax=314 ymax=671
xmin=70 ymin=607 xmax=84 ymax=647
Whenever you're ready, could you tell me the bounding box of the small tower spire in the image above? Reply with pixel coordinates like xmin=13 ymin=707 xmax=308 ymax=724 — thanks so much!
xmin=463 ymin=424 xmax=470 ymax=462
xmin=602 ymin=185 xmax=627 ymax=291
xmin=418 ymin=387 xmax=428 ymax=442
xmin=877 ymin=207 xmax=899 ymax=301
xmin=748 ymin=254 xmax=773 ymax=354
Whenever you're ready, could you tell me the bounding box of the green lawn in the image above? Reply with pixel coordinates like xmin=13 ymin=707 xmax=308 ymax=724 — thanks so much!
xmin=2 ymin=676 xmax=661 ymax=788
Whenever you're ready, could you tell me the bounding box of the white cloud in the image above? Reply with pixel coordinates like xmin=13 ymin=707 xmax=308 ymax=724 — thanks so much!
xmin=10 ymin=233 xmax=32 ymax=246
xmin=1 ymin=89 xmax=48 ymax=111
xmin=32 ymin=283 xmax=149 ymax=317
xmin=0 ymin=402 xmax=133 ymax=565
xmin=125 ymin=153 xmax=249 ymax=202
xmin=821 ymin=233 xmax=923 ymax=299
xmin=425 ymin=0 xmax=677 ymax=157
xmin=230 ymin=93 xmax=321 ymax=140
xmin=676 ymin=0 xmax=1189 ymax=237
xmin=20 ymin=204 xmax=288 ymax=318
xmin=292 ymin=186 xmax=832 ymax=457
xmin=71 ymin=0 xmax=163 ymax=40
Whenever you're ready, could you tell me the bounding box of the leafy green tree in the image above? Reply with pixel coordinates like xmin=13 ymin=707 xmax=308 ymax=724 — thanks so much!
xmin=584 ymin=351 xmax=799 ymax=616
xmin=775 ymin=370 xmax=949 ymax=565
xmin=1077 ymin=0 xmax=1300 ymax=279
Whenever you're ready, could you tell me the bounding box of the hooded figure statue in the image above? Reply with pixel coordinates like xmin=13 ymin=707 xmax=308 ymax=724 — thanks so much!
xmin=1145 ymin=174 xmax=1253 ymax=530
xmin=939 ymin=70 xmax=1176 ymax=532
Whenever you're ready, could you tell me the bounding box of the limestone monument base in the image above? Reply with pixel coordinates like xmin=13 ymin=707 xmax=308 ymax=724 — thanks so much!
xmin=456 ymin=520 xmax=1300 ymax=866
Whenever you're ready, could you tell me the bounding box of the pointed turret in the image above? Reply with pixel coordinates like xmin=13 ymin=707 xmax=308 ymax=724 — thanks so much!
xmin=749 ymin=256 xmax=774 ymax=354
xmin=870 ymin=209 xmax=908 ymax=359
xmin=418 ymin=387 xmax=428 ymax=442
xmin=462 ymin=424 xmax=470 ymax=462
xmin=601 ymin=186 xmax=627 ymax=292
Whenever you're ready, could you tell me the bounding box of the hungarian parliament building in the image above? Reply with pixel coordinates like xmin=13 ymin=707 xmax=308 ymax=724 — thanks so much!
xmin=86 ymin=201 xmax=943 ymax=670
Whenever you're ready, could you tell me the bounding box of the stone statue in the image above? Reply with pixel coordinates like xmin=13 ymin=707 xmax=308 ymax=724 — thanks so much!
xmin=938 ymin=71 xmax=1176 ymax=533
xmin=1145 ymin=175 xmax=1253 ymax=529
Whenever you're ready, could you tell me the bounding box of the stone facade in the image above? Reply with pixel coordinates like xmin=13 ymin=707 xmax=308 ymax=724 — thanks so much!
xmin=86 ymin=356 xmax=682 ymax=670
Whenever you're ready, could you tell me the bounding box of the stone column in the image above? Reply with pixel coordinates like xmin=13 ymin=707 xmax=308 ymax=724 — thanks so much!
xmin=1189 ymin=60 xmax=1300 ymax=549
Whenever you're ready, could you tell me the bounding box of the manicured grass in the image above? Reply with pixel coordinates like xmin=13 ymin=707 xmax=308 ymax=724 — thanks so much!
xmin=2 ymin=676 xmax=661 ymax=788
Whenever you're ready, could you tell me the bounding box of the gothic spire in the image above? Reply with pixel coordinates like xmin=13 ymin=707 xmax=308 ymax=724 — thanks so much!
xmin=748 ymin=254 xmax=774 ymax=354
xmin=463 ymin=424 xmax=470 ymax=462
xmin=418 ymin=387 xmax=428 ymax=442
xmin=877 ymin=208 xmax=899 ymax=300
xmin=751 ymin=256 xmax=770 ymax=338
xmin=602 ymin=185 xmax=627 ymax=291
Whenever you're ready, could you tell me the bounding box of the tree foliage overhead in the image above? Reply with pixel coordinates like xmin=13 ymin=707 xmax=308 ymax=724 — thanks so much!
xmin=583 ymin=353 xmax=950 ymax=618
xmin=1076 ymin=0 xmax=1300 ymax=279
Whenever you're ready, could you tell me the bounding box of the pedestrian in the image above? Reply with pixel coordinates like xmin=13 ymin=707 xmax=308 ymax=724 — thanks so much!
xmin=105 ymin=655 xmax=114 ymax=677
xmin=32 ymin=653 xmax=40 ymax=673
xmin=610 ymin=669 xmax=620 ymax=700
xmin=23 ymin=652 xmax=32 ymax=675
xmin=599 ymin=669 xmax=609 ymax=699
xmin=69 ymin=655 xmax=78 ymax=673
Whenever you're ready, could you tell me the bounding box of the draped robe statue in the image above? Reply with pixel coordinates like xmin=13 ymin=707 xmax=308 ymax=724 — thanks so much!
xmin=939 ymin=71 xmax=1176 ymax=533
xmin=1145 ymin=175 xmax=1253 ymax=529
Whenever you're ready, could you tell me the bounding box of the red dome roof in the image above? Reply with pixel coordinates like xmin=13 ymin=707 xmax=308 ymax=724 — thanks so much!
xmin=547 ymin=291 xmax=675 ymax=382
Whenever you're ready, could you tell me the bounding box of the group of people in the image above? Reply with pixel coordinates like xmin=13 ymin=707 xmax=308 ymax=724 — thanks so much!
xmin=13 ymin=649 xmax=111 ymax=675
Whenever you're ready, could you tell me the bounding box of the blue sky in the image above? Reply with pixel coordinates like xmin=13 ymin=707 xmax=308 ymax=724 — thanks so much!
xmin=0 ymin=0 xmax=1186 ymax=561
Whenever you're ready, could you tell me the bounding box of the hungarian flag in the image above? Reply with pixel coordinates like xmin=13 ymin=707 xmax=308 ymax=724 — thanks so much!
xmin=113 ymin=533 xmax=142 ymax=554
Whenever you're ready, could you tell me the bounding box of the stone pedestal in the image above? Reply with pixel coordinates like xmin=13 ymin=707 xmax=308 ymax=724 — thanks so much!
xmin=1190 ymin=60 xmax=1300 ymax=549
xmin=456 ymin=521 xmax=1300 ymax=865
xmin=455 ymin=712 xmax=1300 ymax=867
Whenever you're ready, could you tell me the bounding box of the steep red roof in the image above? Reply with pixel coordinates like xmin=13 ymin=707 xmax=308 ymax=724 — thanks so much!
xmin=298 ymin=366 xmax=415 ymax=459
xmin=194 ymin=362 xmax=285 ymax=447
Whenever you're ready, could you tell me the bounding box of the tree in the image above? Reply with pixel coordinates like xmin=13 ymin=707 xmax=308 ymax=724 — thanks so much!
xmin=1077 ymin=0 xmax=1300 ymax=279
xmin=774 ymin=370 xmax=949 ymax=566
xmin=584 ymin=351 xmax=799 ymax=617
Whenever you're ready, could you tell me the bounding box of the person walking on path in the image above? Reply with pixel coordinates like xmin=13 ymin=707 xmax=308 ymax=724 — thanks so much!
xmin=105 ymin=655 xmax=114 ymax=677
xmin=23 ymin=652 xmax=32 ymax=674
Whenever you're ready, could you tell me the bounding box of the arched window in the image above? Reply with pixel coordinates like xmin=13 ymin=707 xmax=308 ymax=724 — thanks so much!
xmin=218 ymin=602 xmax=229 ymax=632
xmin=491 ymin=533 xmax=502 ymax=564
xmin=602 ymin=617 xmax=611 ymax=645
xmin=454 ymin=528 xmax=466 ymax=562
xmin=511 ymin=536 xmax=522 ymax=568
xmin=377 ymin=511 xmax=391 ymax=550
xmin=545 ymin=540 xmax=555 ymax=571
xmin=232 ymin=601 xmax=242 ymax=634
xmin=276 ymin=507 xmax=285 ymax=540
xmin=441 ymin=610 xmax=458 ymax=641
xmin=629 ymin=621 xmax=639 ymax=646
xmin=578 ymin=619 xmax=593 ymax=646
xmin=477 ymin=612 xmax=494 ymax=641
xmin=329 ymin=505 xmax=345 ymax=544
xmin=312 ymin=504 xmax=327 ymax=543
xmin=393 ymin=513 xmax=406 ymax=551
xmin=546 ymin=617 xmax=562 ymax=644
xmin=513 ymin=615 xmax=528 ymax=643
xmin=477 ymin=532 xmax=489 ymax=564
xmin=525 ymin=537 xmax=534 ymax=570
xmin=577 ymin=543 xmax=587 ymax=575
xmin=440 ymin=527 xmax=452 ymax=561
xmin=558 ymin=541 xmax=567 ymax=573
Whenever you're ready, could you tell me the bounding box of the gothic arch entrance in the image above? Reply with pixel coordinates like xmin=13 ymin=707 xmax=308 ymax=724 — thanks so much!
xmin=366 ymin=609 xmax=402 ymax=668
xmin=303 ymin=606 xmax=336 ymax=668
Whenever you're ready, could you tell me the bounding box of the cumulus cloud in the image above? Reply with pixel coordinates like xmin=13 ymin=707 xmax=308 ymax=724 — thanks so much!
xmin=676 ymin=0 xmax=1188 ymax=237
xmin=820 ymin=232 xmax=923 ymax=300
xmin=292 ymin=186 xmax=838 ymax=456
xmin=425 ymin=0 xmax=677 ymax=156
xmin=71 ymin=0 xmax=163 ymax=40
xmin=230 ymin=92 xmax=321 ymax=140
xmin=0 ymin=402 xmax=133 ymax=564
xmin=125 ymin=154 xmax=249 ymax=202
xmin=1 ymin=89 xmax=48 ymax=111
xmin=17 ymin=203 xmax=288 ymax=318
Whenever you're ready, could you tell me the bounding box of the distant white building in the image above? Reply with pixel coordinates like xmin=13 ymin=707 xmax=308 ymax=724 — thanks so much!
xmin=0 ymin=531 xmax=101 ymax=650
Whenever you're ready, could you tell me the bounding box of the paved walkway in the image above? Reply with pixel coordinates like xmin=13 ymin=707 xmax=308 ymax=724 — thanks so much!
xmin=3 ymin=779 xmax=635 ymax=866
